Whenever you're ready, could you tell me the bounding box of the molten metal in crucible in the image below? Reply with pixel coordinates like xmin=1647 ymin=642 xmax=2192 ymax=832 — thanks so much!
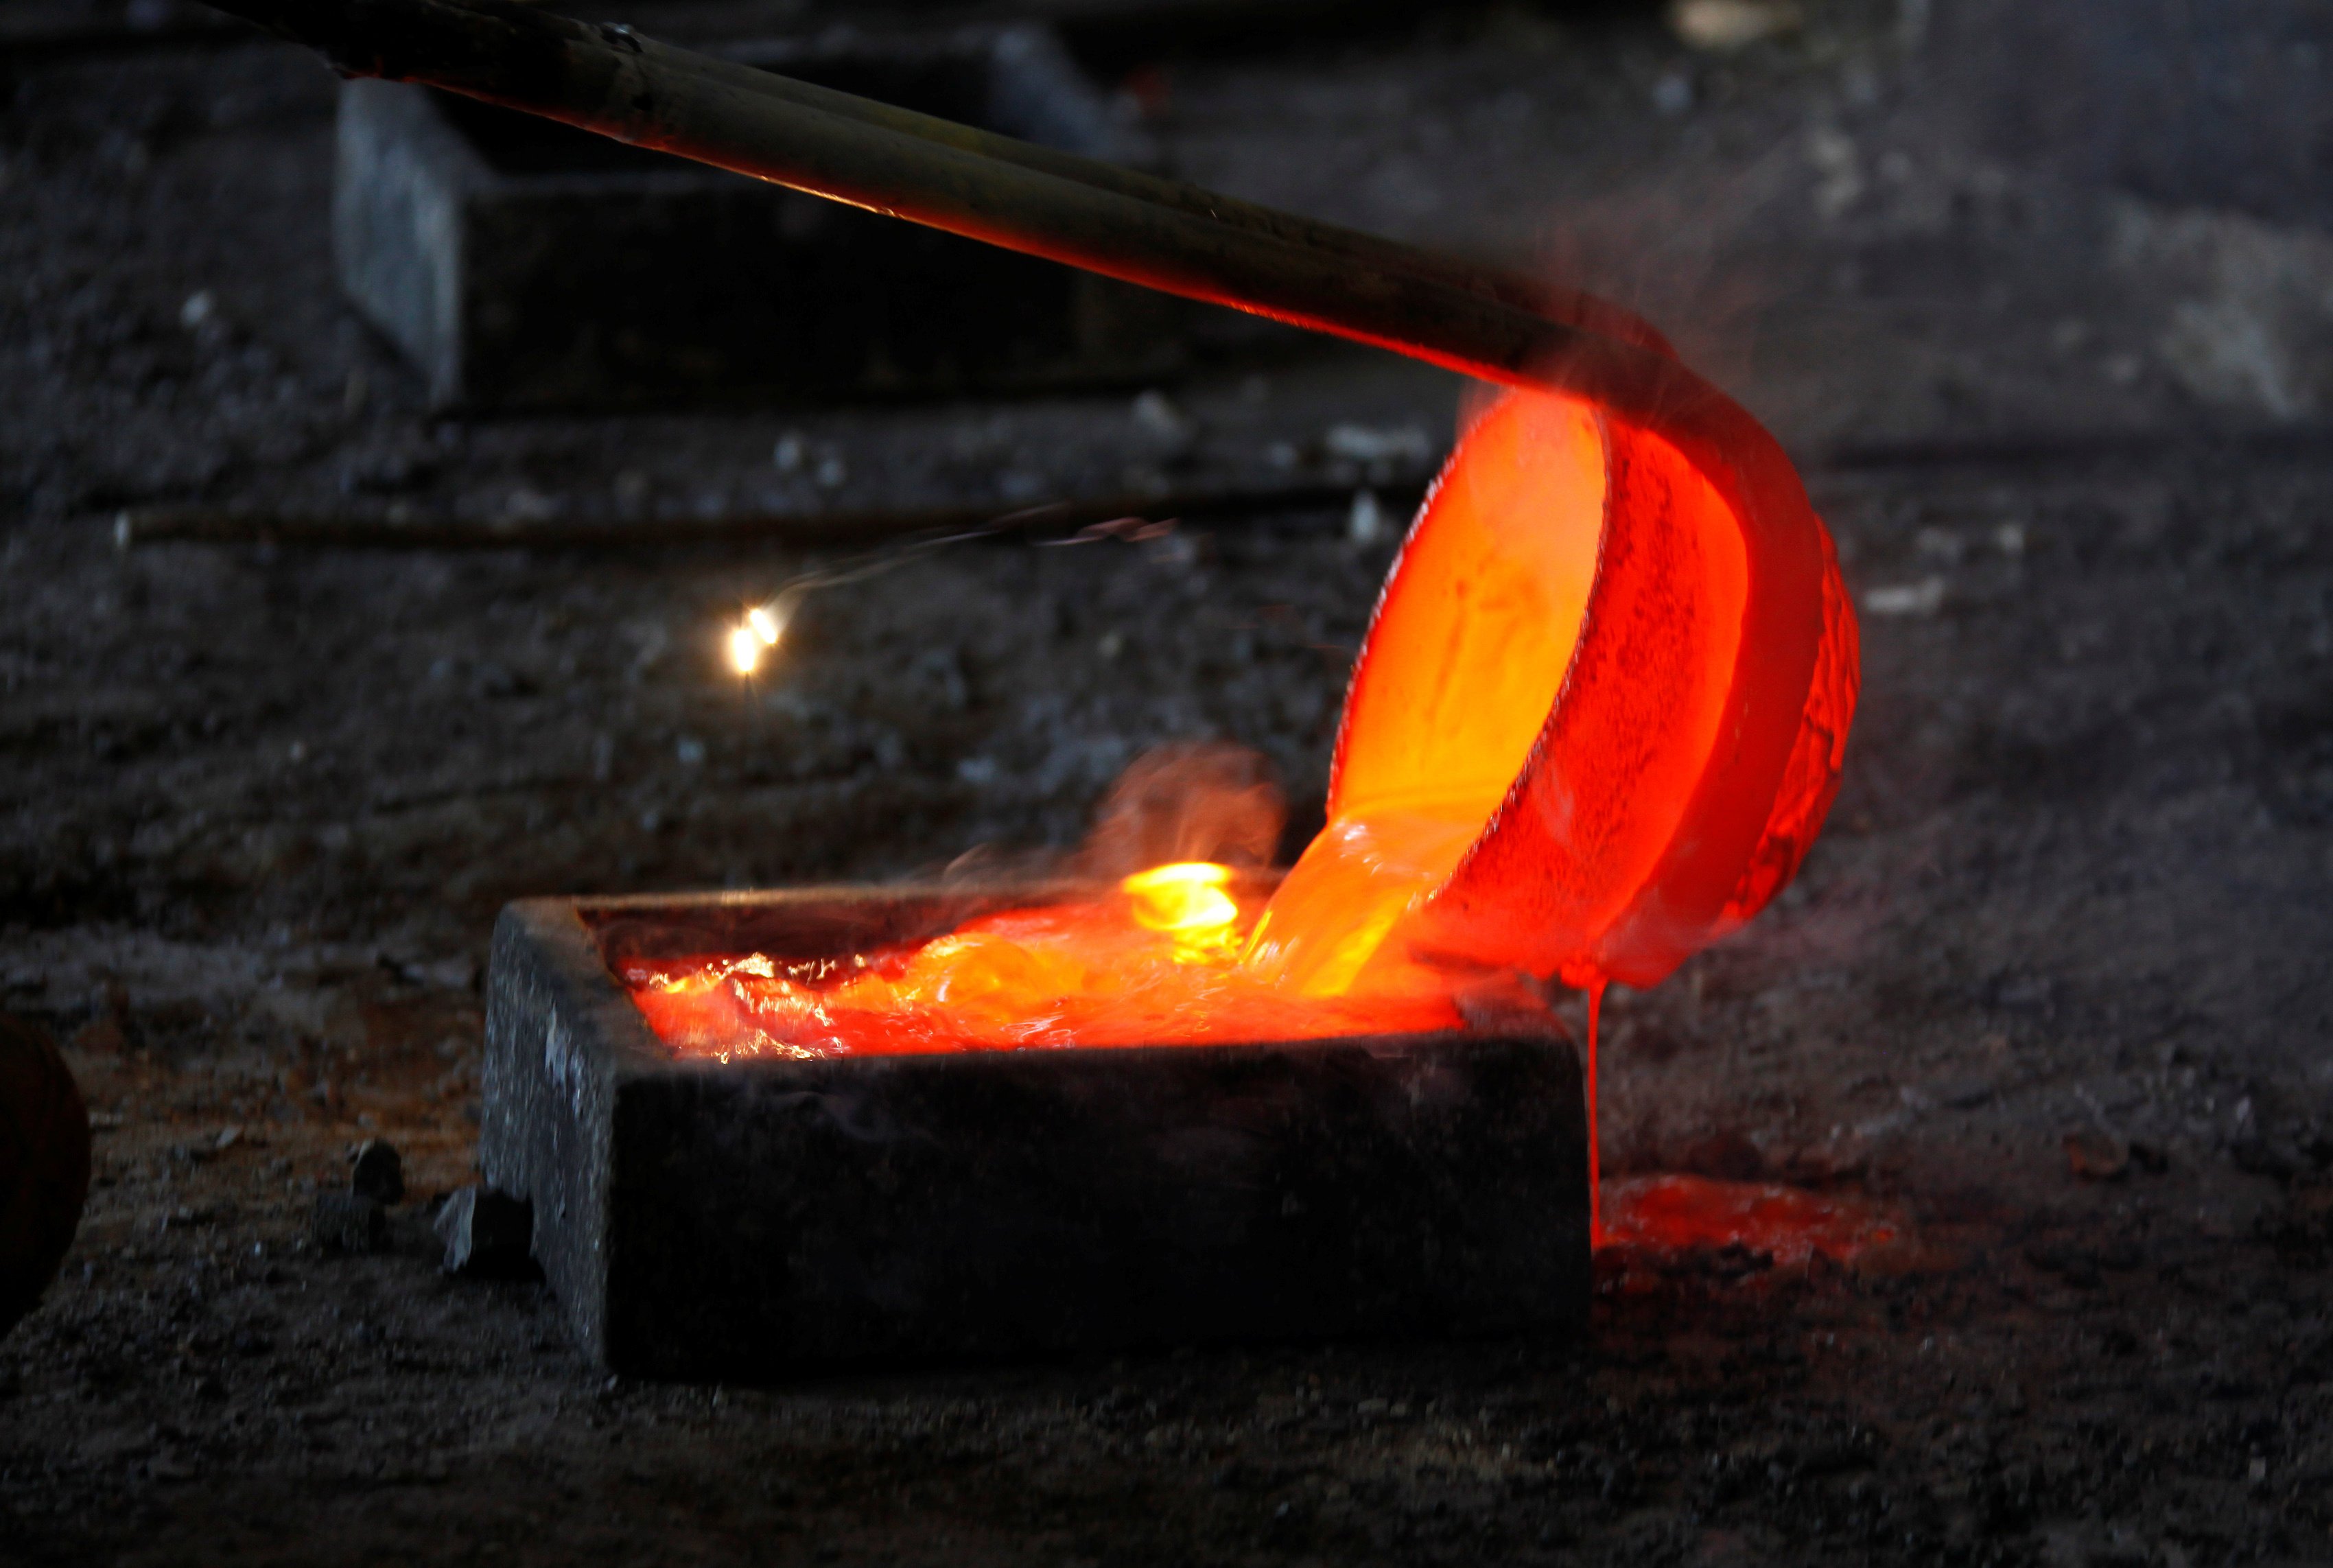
xmin=657 ymin=384 xmax=1857 ymax=1076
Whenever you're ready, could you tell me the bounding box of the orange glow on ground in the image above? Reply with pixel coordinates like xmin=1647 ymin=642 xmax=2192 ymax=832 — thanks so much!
xmin=1599 ymin=1175 xmax=1904 ymax=1267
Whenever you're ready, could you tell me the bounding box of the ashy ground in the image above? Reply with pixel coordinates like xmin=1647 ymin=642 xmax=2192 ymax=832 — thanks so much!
xmin=3 ymin=3 xmax=2331 ymax=1563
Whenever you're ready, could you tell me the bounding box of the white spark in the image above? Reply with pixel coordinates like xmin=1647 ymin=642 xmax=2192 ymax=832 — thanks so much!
xmin=727 ymin=623 xmax=763 ymax=675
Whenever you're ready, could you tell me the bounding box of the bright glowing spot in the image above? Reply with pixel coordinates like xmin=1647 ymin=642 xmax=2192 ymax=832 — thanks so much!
xmin=747 ymin=605 xmax=782 ymax=646
xmin=727 ymin=623 xmax=762 ymax=675
xmin=1121 ymin=861 xmax=1241 ymax=961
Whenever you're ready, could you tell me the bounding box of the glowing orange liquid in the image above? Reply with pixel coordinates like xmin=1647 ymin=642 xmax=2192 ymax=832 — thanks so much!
xmin=622 ymin=865 xmax=1466 ymax=1061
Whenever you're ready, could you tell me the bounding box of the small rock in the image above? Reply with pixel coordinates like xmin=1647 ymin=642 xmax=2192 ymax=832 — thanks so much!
xmin=68 ymin=1016 xmax=128 ymax=1057
xmin=2258 ymin=1175 xmax=2333 ymax=1257
xmin=1677 ymin=1128 xmax=1766 ymax=1182
xmin=1902 ymin=502 xmax=1973 ymax=555
xmin=1862 ymin=578 xmax=1946 ymax=618
xmin=312 ymin=1191 xmax=385 ymax=1254
xmin=1131 ymin=388 xmax=1192 ymax=445
xmin=1650 ymin=70 xmax=1695 ymax=117
xmin=1933 ymin=1076 xmax=1995 ymax=1110
xmin=2065 ymin=1129 xmax=2130 ymax=1181
xmin=1669 ymin=0 xmax=1801 ymax=52
xmin=349 ymin=1139 xmax=404 ymax=1206
xmin=502 ymin=487 xmax=561 ymax=523
xmin=1322 ymin=423 xmax=1431 ymax=467
xmin=338 ymin=452 xmax=434 ymax=495
xmin=435 ymin=1186 xmax=536 ymax=1280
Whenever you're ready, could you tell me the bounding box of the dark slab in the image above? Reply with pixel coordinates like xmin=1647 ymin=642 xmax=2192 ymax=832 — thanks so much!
xmin=482 ymin=888 xmax=1590 ymax=1381
xmin=334 ymin=24 xmax=1186 ymax=412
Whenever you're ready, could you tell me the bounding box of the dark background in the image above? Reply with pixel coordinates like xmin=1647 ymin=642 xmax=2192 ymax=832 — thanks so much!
xmin=3 ymin=1 xmax=2332 ymax=1563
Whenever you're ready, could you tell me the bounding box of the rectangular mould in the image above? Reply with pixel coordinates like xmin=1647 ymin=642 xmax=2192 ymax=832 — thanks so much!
xmin=482 ymin=886 xmax=1591 ymax=1381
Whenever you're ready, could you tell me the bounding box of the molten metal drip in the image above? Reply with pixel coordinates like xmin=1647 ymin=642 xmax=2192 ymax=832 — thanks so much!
xmin=1586 ymin=978 xmax=1606 ymax=1242
xmin=1598 ymin=1175 xmax=1902 ymax=1267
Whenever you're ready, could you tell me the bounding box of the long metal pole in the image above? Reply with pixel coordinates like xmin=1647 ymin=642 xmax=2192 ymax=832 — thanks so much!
xmin=202 ymin=0 xmax=1706 ymax=412
xmin=587 ymin=16 xmax=1678 ymax=360
xmin=190 ymin=0 xmax=1827 ymax=569
xmin=198 ymin=0 xmax=1827 ymax=670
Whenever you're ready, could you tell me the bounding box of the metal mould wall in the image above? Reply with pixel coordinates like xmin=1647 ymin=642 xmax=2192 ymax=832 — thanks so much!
xmin=482 ymin=887 xmax=1591 ymax=1381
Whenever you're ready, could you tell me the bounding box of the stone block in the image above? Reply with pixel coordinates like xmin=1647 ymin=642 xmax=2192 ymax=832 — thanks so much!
xmin=480 ymin=887 xmax=1591 ymax=1381
xmin=333 ymin=25 xmax=1186 ymax=410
